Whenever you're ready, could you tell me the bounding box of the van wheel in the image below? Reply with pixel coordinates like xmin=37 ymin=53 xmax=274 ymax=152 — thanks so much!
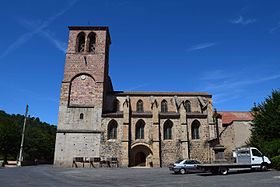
xmin=219 ymin=167 xmax=229 ymax=175
xmin=179 ymin=168 xmax=186 ymax=174
xmin=261 ymin=163 xmax=268 ymax=171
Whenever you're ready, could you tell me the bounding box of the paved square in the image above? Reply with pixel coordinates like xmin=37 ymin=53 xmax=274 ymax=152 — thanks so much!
xmin=0 ymin=165 xmax=280 ymax=186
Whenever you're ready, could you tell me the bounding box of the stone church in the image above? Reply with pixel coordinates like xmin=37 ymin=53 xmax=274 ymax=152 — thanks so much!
xmin=54 ymin=26 xmax=252 ymax=167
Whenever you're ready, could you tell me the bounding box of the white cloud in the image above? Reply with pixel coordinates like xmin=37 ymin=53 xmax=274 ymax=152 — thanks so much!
xmin=39 ymin=30 xmax=67 ymax=53
xmin=0 ymin=0 xmax=77 ymax=58
xmin=269 ymin=22 xmax=280 ymax=33
xmin=213 ymin=94 xmax=241 ymax=104
xmin=125 ymin=83 xmax=151 ymax=91
xmin=200 ymin=69 xmax=231 ymax=80
xmin=202 ymin=70 xmax=280 ymax=104
xmin=187 ymin=42 xmax=217 ymax=51
xmin=19 ymin=19 xmax=67 ymax=53
xmin=227 ymin=74 xmax=280 ymax=88
xmin=230 ymin=16 xmax=256 ymax=25
xmin=0 ymin=32 xmax=34 ymax=58
xmin=205 ymin=73 xmax=280 ymax=92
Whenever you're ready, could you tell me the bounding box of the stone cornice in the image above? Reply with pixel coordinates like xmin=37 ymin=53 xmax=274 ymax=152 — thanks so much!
xmin=57 ymin=129 xmax=102 ymax=133
xmin=131 ymin=112 xmax=153 ymax=118
xmin=102 ymin=112 xmax=123 ymax=118
xmin=186 ymin=113 xmax=208 ymax=118
xmin=159 ymin=112 xmax=180 ymax=119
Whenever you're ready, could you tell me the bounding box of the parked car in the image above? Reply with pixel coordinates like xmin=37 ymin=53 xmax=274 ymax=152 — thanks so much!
xmin=169 ymin=159 xmax=202 ymax=174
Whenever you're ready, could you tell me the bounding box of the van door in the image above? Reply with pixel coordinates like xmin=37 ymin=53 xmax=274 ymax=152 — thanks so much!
xmin=251 ymin=148 xmax=263 ymax=168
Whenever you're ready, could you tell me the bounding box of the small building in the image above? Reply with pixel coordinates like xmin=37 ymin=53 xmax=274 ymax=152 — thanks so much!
xmin=218 ymin=112 xmax=253 ymax=161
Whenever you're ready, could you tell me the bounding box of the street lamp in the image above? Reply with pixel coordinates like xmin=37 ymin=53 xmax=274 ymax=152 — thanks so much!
xmin=17 ymin=104 xmax=28 ymax=167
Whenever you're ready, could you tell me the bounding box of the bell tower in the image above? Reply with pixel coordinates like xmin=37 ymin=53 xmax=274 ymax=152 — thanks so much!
xmin=54 ymin=26 xmax=112 ymax=167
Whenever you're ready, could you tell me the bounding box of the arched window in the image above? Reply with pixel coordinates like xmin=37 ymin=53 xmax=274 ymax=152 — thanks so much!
xmin=76 ymin=32 xmax=85 ymax=52
xmin=136 ymin=100 xmax=144 ymax=112
xmin=191 ymin=120 xmax=200 ymax=139
xmin=87 ymin=32 xmax=96 ymax=52
xmin=79 ymin=113 xmax=84 ymax=119
xmin=115 ymin=99 xmax=120 ymax=112
xmin=161 ymin=100 xmax=168 ymax=113
xmin=184 ymin=100 xmax=191 ymax=112
xmin=164 ymin=120 xmax=173 ymax=139
xmin=108 ymin=120 xmax=118 ymax=139
xmin=135 ymin=120 xmax=145 ymax=139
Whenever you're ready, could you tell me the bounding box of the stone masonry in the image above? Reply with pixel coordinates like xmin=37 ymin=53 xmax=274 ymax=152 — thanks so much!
xmin=54 ymin=26 xmax=251 ymax=168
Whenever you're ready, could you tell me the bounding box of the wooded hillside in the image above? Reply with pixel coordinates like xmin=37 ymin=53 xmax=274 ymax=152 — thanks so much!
xmin=0 ymin=110 xmax=56 ymax=164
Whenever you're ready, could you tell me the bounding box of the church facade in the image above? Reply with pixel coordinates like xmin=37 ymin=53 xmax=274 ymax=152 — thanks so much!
xmin=54 ymin=26 xmax=249 ymax=167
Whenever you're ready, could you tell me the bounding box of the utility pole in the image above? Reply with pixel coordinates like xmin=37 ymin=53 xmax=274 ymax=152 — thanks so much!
xmin=17 ymin=104 xmax=28 ymax=167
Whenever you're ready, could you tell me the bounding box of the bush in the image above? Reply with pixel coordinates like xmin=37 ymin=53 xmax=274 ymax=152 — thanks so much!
xmin=259 ymin=139 xmax=280 ymax=158
xmin=271 ymin=156 xmax=280 ymax=170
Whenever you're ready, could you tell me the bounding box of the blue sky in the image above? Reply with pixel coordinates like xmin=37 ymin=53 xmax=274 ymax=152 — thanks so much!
xmin=0 ymin=0 xmax=280 ymax=125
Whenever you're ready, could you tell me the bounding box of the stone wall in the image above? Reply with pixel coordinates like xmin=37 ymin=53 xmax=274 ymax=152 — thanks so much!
xmin=54 ymin=132 xmax=101 ymax=167
xmin=188 ymin=118 xmax=210 ymax=163
xmin=220 ymin=123 xmax=235 ymax=161
xmin=160 ymin=119 xmax=182 ymax=166
xmin=219 ymin=120 xmax=252 ymax=162
xmin=233 ymin=121 xmax=252 ymax=147
xmin=190 ymin=140 xmax=210 ymax=163
xmin=100 ymin=118 xmax=123 ymax=165
xmin=69 ymin=74 xmax=95 ymax=107
xmin=58 ymin=108 xmax=100 ymax=131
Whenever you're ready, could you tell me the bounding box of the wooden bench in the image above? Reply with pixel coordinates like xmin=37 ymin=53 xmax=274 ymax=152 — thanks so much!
xmin=72 ymin=157 xmax=84 ymax=168
xmin=100 ymin=157 xmax=110 ymax=168
xmin=91 ymin=157 xmax=100 ymax=168
xmin=72 ymin=157 xmax=118 ymax=168
xmin=110 ymin=157 xmax=118 ymax=168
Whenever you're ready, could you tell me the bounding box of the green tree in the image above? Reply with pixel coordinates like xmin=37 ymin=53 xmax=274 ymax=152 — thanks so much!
xmin=24 ymin=119 xmax=56 ymax=162
xmin=0 ymin=110 xmax=57 ymax=164
xmin=250 ymin=89 xmax=280 ymax=158
xmin=0 ymin=111 xmax=21 ymax=163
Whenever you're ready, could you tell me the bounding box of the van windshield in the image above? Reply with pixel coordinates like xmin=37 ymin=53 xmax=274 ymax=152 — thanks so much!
xmin=252 ymin=149 xmax=262 ymax=157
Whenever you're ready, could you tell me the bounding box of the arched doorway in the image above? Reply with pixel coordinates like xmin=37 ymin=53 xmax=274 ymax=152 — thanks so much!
xmin=135 ymin=152 xmax=146 ymax=166
xmin=130 ymin=144 xmax=153 ymax=167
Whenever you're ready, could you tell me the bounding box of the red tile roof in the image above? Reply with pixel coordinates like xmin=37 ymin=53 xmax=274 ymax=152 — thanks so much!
xmin=218 ymin=111 xmax=253 ymax=125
